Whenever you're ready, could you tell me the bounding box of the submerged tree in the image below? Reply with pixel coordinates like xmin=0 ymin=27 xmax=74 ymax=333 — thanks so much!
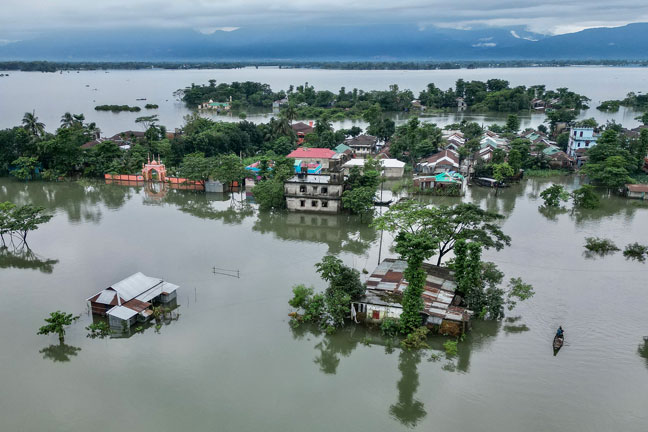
xmin=540 ymin=184 xmax=570 ymax=207
xmin=373 ymin=200 xmax=438 ymax=333
xmin=571 ymin=185 xmax=600 ymax=209
xmin=37 ymin=311 xmax=80 ymax=343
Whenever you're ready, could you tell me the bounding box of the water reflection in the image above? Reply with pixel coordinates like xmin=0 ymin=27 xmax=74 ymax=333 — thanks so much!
xmin=0 ymin=245 xmax=58 ymax=273
xmin=389 ymin=350 xmax=426 ymax=427
xmin=538 ymin=206 xmax=569 ymax=222
xmin=0 ymin=180 xmax=132 ymax=223
xmin=254 ymin=212 xmax=378 ymax=255
xmin=161 ymin=189 xmax=254 ymax=224
xmin=291 ymin=320 xmax=501 ymax=428
xmin=39 ymin=342 xmax=81 ymax=363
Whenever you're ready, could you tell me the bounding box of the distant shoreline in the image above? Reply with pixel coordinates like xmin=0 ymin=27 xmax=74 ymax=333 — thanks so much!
xmin=1 ymin=60 xmax=648 ymax=73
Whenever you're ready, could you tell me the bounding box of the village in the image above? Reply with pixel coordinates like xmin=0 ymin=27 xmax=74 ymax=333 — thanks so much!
xmin=70 ymin=111 xmax=648 ymax=338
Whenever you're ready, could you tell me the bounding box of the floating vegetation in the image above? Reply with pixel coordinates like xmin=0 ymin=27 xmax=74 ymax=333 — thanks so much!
xmin=583 ymin=237 xmax=620 ymax=258
xmin=443 ymin=340 xmax=458 ymax=357
xmin=623 ymin=243 xmax=648 ymax=262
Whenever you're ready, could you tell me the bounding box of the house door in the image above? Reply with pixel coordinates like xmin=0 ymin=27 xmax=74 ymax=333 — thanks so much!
xmin=372 ymin=310 xmax=380 ymax=320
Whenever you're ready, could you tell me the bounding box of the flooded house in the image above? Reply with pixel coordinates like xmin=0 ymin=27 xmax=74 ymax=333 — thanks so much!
xmin=625 ymin=184 xmax=648 ymax=200
xmin=284 ymin=169 xmax=344 ymax=213
xmin=86 ymin=272 xmax=179 ymax=329
xmin=352 ymin=259 xmax=472 ymax=336
xmin=341 ymin=158 xmax=406 ymax=178
xmin=286 ymin=147 xmax=345 ymax=172
xmin=416 ymin=149 xmax=460 ymax=174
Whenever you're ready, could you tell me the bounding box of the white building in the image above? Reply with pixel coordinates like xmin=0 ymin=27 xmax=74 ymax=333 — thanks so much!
xmin=567 ymin=127 xmax=599 ymax=164
xmin=284 ymin=173 xmax=344 ymax=213
xmin=341 ymin=158 xmax=406 ymax=178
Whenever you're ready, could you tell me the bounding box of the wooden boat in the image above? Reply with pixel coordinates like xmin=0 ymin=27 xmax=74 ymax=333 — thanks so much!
xmin=553 ymin=334 xmax=564 ymax=355
xmin=373 ymin=199 xmax=393 ymax=207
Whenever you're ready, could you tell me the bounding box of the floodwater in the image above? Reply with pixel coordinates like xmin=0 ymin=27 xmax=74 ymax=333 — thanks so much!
xmin=1 ymin=176 xmax=647 ymax=431
xmin=0 ymin=67 xmax=646 ymax=136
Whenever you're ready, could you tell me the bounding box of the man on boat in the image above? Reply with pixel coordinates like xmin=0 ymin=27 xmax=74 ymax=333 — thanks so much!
xmin=556 ymin=326 xmax=564 ymax=338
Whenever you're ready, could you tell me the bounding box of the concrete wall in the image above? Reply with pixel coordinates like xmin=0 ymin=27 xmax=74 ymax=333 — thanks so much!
xmin=383 ymin=166 xmax=405 ymax=178
xmin=286 ymin=197 xmax=341 ymax=213
xmin=284 ymin=182 xmax=342 ymax=198
xmin=293 ymin=157 xmax=331 ymax=171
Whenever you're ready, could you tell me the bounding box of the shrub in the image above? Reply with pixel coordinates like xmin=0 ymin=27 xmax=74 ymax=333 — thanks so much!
xmin=400 ymin=326 xmax=429 ymax=350
xmin=443 ymin=340 xmax=458 ymax=357
xmin=86 ymin=321 xmax=111 ymax=338
xmin=380 ymin=317 xmax=401 ymax=338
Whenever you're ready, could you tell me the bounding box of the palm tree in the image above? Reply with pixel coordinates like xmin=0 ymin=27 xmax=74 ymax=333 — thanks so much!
xmin=60 ymin=112 xmax=74 ymax=128
xmin=273 ymin=116 xmax=292 ymax=137
xmin=283 ymin=103 xmax=297 ymax=125
xmin=73 ymin=113 xmax=85 ymax=124
xmin=22 ymin=110 xmax=45 ymax=137
xmin=84 ymin=122 xmax=101 ymax=140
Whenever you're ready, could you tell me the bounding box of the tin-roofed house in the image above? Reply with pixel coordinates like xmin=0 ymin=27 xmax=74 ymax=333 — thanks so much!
xmin=352 ymin=259 xmax=471 ymax=336
xmin=87 ymin=272 xmax=179 ymax=329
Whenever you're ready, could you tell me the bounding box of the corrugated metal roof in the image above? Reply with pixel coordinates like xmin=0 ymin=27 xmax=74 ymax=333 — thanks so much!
xmin=111 ymin=272 xmax=162 ymax=301
xmin=360 ymin=258 xmax=470 ymax=323
xmin=107 ymin=306 xmax=138 ymax=320
xmin=96 ymin=290 xmax=118 ymax=305
xmin=135 ymin=281 xmax=179 ymax=303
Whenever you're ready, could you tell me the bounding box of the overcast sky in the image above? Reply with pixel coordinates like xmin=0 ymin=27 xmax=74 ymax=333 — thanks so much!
xmin=2 ymin=0 xmax=647 ymax=40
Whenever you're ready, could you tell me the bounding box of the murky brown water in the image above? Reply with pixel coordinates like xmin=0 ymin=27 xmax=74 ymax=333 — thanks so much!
xmin=1 ymin=176 xmax=647 ymax=431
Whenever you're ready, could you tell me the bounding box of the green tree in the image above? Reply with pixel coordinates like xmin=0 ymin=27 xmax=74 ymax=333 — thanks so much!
xmin=505 ymin=114 xmax=520 ymax=133
xmin=178 ymin=152 xmax=212 ymax=185
xmin=22 ymin=110 xmax=45 ymax=137
xmin=11 ymin=156 xmax=39 ymax=181
xmin=252 ymin=179 xmax=285 ymax=210
xmin=213 ymin=154 xmax=246 ymax=186
xmin=342 ymin=187 xmax=375 ymax=220
xmin=37 ymin=311 xmax=80 ymax=343
xmin=507 ymin=148 xmax=522 ymax=173
xmin=5 ymin=204 xmax=53 ymax=243
xmin=492 ymin=162 xmax=514 ymax=194
xmin=540 ymin=184 xmax=570 ymax=207
xmin=373 ymin=201 xmax=438 ymax=333
xmin=635 ymin=112 xmax=648 ymax=125
xmin=582 ymin=155 xmax=634 ymax=189
xmin=571 ymin=185 xmax=600 ymax=209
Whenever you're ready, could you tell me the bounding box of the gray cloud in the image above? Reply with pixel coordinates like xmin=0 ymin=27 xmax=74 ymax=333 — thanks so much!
xmin=2 ymin=0 xmax=647 ymax=39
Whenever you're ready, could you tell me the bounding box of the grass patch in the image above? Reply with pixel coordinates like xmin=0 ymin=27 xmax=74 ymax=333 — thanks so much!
xmin=524 ymin=169 xmax=570 ymax=178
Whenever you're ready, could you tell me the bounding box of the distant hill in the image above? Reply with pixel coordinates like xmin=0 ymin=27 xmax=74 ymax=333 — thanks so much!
xmin=0 ymin=23 xmax=646 ymax=61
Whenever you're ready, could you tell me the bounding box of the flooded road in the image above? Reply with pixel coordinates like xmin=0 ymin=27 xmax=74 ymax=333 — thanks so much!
xmin=0 ymin=176 xmax=647 ymax=431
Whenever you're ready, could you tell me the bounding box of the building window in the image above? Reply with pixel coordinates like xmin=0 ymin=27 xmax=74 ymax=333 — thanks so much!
xmin=311 ymin=200 xmax=317 ymax=207
xmin=580 ymin=131 xmax=583 ymax=137
xmin=585 ymin=141 xmax=590 ymax=147
xmin=300 ymin=200 xmax=305 ymax=207
xmin=574 ymin=130 xmax=577 ymax=136
xmin=321 ymin=186 xmax=328 ymax=194
xmin=299 ymin=185 xmax=306 ymax=193
xmin=312 ymin=186 xmax=318 ymax=193
xmin=321 ymin=201 xmax=328 ymax=208
xmin=316 ymin=160 xmax=321 ymax=165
